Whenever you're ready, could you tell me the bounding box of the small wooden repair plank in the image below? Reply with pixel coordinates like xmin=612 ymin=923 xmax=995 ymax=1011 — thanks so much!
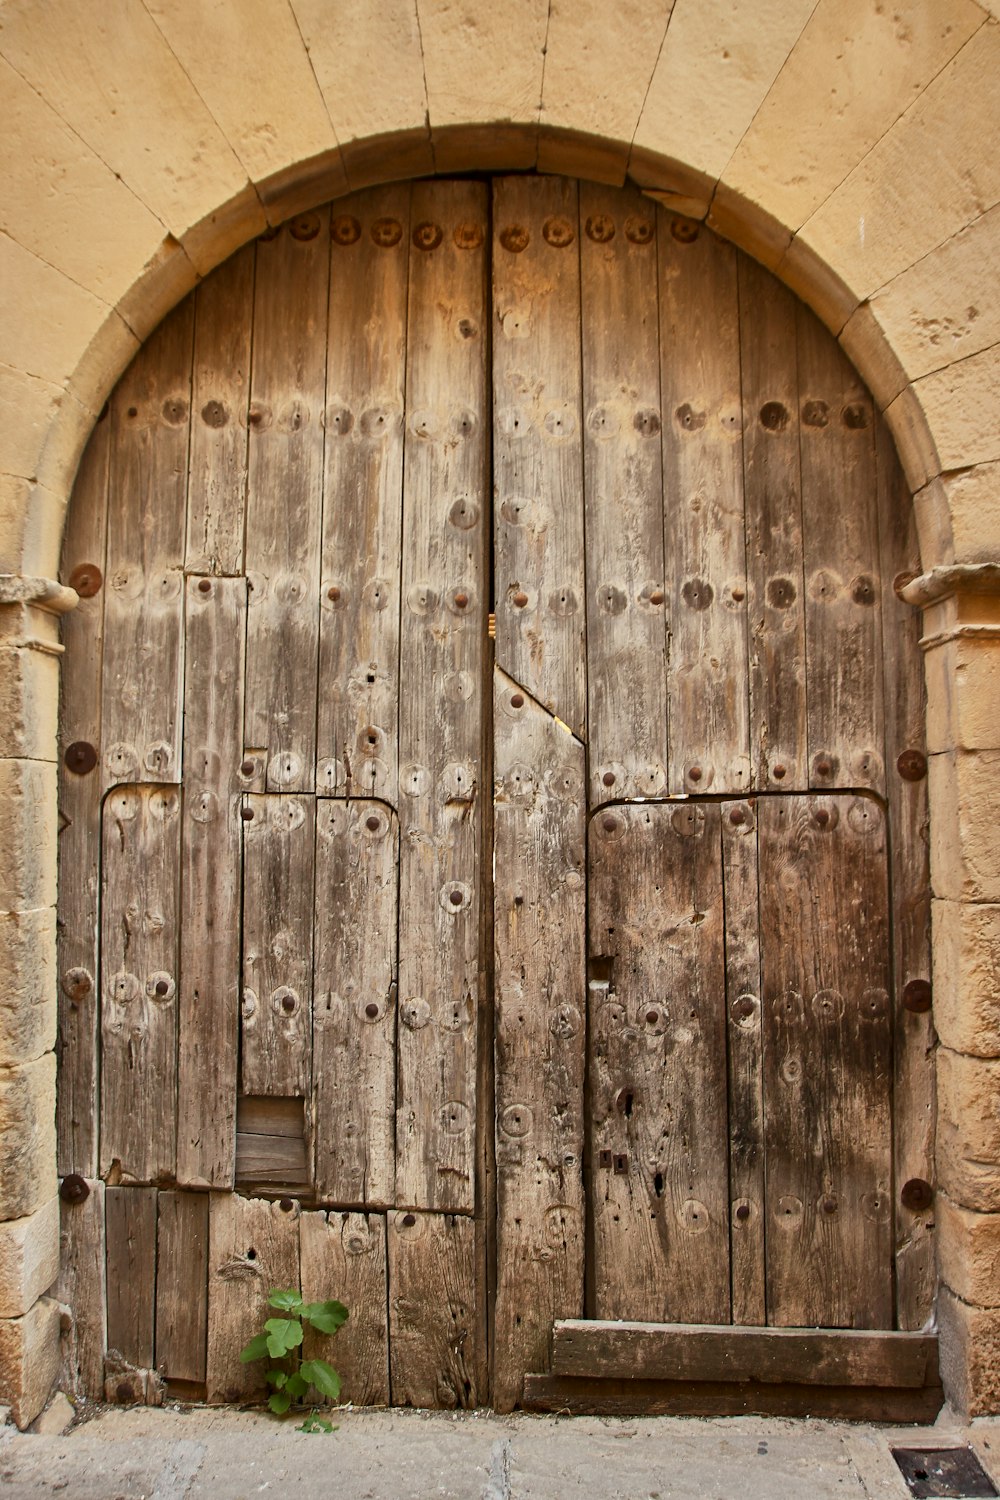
xmin=388 ymin=1210 xmax=480 ymax=1409
xmin=798 ymin=304 xmax=884 ymax=794
xmin=588 ymin=802 xmax=730 ymax=1322
xmin=100 ymin=785 xmax=181 ymax=1183
xmin=57 ymin=415 xmax=109 ymax=1178
xmin=186 ymin=243 xmax=253 ymax=575
xmin=103 ymin=301 xmax=192 ymax=788
xmin=206 ymin=1193 xmax=300 ymax=1403
xmin=659 ymin=214 xmax=750 ymax=796
xmin=739 ymin=254 xmax=806 ymax=789
xmin=235 ymin=1096 xmax=309 ymax=1192
xmin=492 ymin=175 xmax=587 ymax=739
xmin=155 ymin=1191 xmax=209 ymax=1384
xmin=758 ymin=794 xmax=893 ymax=1328
xmin=105 ymin=1186 xmax=157 ymax=1368
xmin=314 ymin=799 xmax=398 ymax=1206
xmin=244 ymin=212 xmax=329 ymax=794
xmin=317 ymin=185 xmax=409 ymax=800
xmin=241 ymin=795 xmax=315 ymax=1098
xmin=300 ymin=1210 xmax=389 ymax=1407
xmin=396 ymin=179 xmax=488 ymax=1213
xmin=493 ymin=667 xmax=586 ymax=1411
xmin=177 ymin=575 xmax=246 ymax=1188
xmin=550 ymin=1322 xmax=939 ymax=1389
xmin=522 ymin=1374 xmax=943 ymax=1423
xmin=57 ymin=1178 xmax=106 ymax=1401
xmin=581 ymin=181 xmax=668 ymax=806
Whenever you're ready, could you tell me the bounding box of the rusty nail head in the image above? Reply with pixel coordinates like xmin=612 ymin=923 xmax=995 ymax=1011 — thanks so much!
xmin=241 ymin=806 xmax=254 ymax=821
xmin=513 ymin=591 xmax=529 ymax=608
xmin=897 ymin=749 xmax=927 ymax=781
xmin=365 ymin=1002 xmax=379 ymax=1018
xmin=688 ymin=766 xmax=703 ymax=783
xmin=454 ymin=592 xmax=469 ymax=609
xmin=816 ymin=808 xmax=830 ymax=827
xmin=735 ymin=1203 xmax=750 ymax=1222
xmin=241 ymin=758 xmax=256 ymax=776
xmin=821 ymin=1196 xmax=838 ymax=1214
xmin=402 ymin=1212 xmax=416 ymax=1227
xmin=602 ymin=815 xmax=617 ymax=833
xmin=729 ymin=807 xmax=745 ymax=826
xmin=327 ymin=585 xmax=341 ymax=601
xmin=60 ymin=1174 xmax=90 ymax=1204
xmin=901 ymin=1178 xmax=934 ymax=1213
xmin=155 ymin=979 xmax=169 ymax=996
xmin=279 ymin=1197 xmax=294 ymax=1212
xmin=602 ymin=771 xmax=616 ymax=787
xmin=281 ymin=994 xmax=296 ymax=1014
xmin=735 ymin=996 xmax=755 ymax=1019
xmin=650 ymin=589 xmax=664 ymax=605
xmin=69 ymin=563 xmax=102 ymax=597
xmin=65 ymin=741 xmax=98 ymax=775
xmin=645 ymin=1009 xmax=658 ymax=1025
xmin=902 ymin=978 xmax=932 ymax=1014
xmin=510 ymin=694 xmax=524 ymax=709
xmin=772 ymin=764 xmax=787 ymax=780
xmin=449 ymin=889 xmax=463 ymax=906
xmin=366 ymin=815 xmax=380 ymax=831
xmin=198 ymin=578 xmax=212 ymax=593
xmin=815 ymin=758 xmax=832 ymax=776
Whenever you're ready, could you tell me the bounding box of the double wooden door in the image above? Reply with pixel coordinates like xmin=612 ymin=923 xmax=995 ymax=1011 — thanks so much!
xmin=57 ymin=176 xmax=933 ymax=1412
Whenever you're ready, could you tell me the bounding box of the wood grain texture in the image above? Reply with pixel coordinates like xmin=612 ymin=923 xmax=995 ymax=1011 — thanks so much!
xmin=100 ymin=785 xmax=181 ymax=1183
xmin=396 ymin=180 xmax=488 ymax=1213
xmin=300 ymin=1210 xmax=389 ymax=1406
xmin=493 ymin=667 xmax=586 ymax=1411
xmin=235 ymin=1096 xmax=309 ymax=1189
xmin=155 ymin=1190 xmax=209 ymax=1383
xmin=241 ymin=794 xmax=315 ymax=1099
xmin=492 ymin=176 xmax=587 ymax=739
xmin=317 ymin=186 xmax=409 ymax=800
xmin=588 ymin=802 xmax=730 ymax=1323
xmin=581 ymin=182 xmax=668 ymax=806
xmin=105 ymin=1186 xmax=157 ymax=1367
xmin=57 ymin=1179 xmax=106 ymax=1400
xmin=388 ymin=1210 xmax=479 ymax=1409
xmin=206 ymin=1193 xmax=300 ymax=1403
xmin=522 ymin=1374 xmax=943 ymax=1422
xmin=314 ymin=799 xmax=398 ymax=1206
xmin=177 ymin=576 xmax=246 ymax=1187
xmin=758 ymin=794 xmax=893 ymax=1328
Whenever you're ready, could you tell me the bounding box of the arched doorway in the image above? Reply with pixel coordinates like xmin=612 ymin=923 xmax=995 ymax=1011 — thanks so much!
xmin=56 ymin=175 xmax=935 ymax=1415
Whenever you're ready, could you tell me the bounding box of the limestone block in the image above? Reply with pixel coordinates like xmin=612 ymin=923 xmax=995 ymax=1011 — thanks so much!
xmin=910 ymin=475 xmax=956 ymax=576
xmin=35 ymin=393 xmax=101 ymax=504
xmin=28 ymin=1389 xmax=74 ymax=1435
xmin=67 ymin=313 xmax=140 ymax=424
xmin=799 ymin=23 xmax=1000 ymax=302
xmin=937 ymin=1191 xmax=1000 ymax=1307
xmin=339 ymin=132 xmax=433 ymax=193
xmin=431 ymin=123 xmax=537 ymax=175
xmin=418 ymin=0 xmax=548 ymax=128
xmin=0 ymin=909 xmax=56 ymax=1070
xmin=0 ymin=0 xmax=248 ymax=241
xmin=634 ymin=0 xmax=815 ymax=181
xmin=0 ymin=479 xmax=66 ymax=582
xmin=0 ymin=1197 xmax=59 ymax=1318
xmin=914 ymin=344 xmax=1000 ymax=473
xmin=257 ymin=148 xmax=351 ymax=225
xmin=0 ymin=1296 xmax=61 ymax=1429
xmin=539 ymin=127 xmax=628 ymax=188
xmin=181 ymin=184 xmax=268 ymax=278
xmin=0 ymin=369 xmax=66 ymax=486
xmin=0 ymin=643 xmax=59 ymax=763
xmin=933 ymin=901 xmax=1000 ymax=1057
xmin=0 ymin=235 xmax=109 ymax=392
xmin=775 ymin=235 xmax=859 ymax=336
xmin=540 ymin=0 xmax=668 ymax=144
xmin=936 ymin=1047 xmax=1000 ymax=1211
xmin=884 ymin=384 xmax=939 ymax=493
xmin=116 ymin=239 xmax=199 ymax=345
xmin=0 ymin=760 xmax=58 ymax=914
xmin=925 ymin=636 xmax=1000 ymax=755
xmin=290 ymin=0 xmax=428 ymax=144
xmin=707 ymin=183 xmax=791 ymax=270
xmin=938 ymin=1285 xmax=1000 ymax=1417
xmin=0 ymin=1054 xmax=57 ymax=1222
xmin=939 ymin=463 xmax=1000 ymax=566
xmin=725 ymin=0 xmax=981 ymax=232
xmin=839 ymin=302 xmax=909 ymax=412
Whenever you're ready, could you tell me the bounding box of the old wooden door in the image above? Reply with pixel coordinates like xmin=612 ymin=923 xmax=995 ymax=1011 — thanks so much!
xmin=56 ymin=175 xmax=933 ymax=1414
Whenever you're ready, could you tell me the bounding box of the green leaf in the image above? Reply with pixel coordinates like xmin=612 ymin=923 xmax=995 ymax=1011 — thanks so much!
xmin=302 ymin=1300 xmax=349 ymax=1334
xmin=268 ymin=1289 xmax=304 ymax=1313
xmin=265 ymin=1369 xmax=287 ymax=1389
xmin=297 ymin=1413 xmax=335 ymax=1434
xmin=286 ymin=1372 xmax=308 ymax=1399
xmin=239 ymin=1333 xmax=270 ymax=1364
xmin=264 ymin=1317 xmax=304 ymax=1358
xmin=300 ymin=1359 xmax=341 ymax=1400
xmin=268 ymin=1390 xmax=292 ymax=1415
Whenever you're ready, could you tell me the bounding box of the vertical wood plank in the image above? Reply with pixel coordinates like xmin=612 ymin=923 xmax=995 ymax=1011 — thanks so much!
xmin=57 ymin=1180 xmax=106 ymax=1400
xmin=206 ymin=1193 xmax=300 ymax=1403
xmin=493 ymin=668 xmax=586 ymax=1411
xmin=314 ymin=800 xmax=398 ymax=1206
xmin=244 ymin=214 xmax=329 ymax=795
xmin=388 ymin=1210 xmax=479 ymax=1409
xmin=758 ymin=794 xmax=893 ymax=1328
xmin=177 ymin=576 xmax=246 ymax=1187
xmin=57 ymin=416 xmax=109 ymax=1177
xmin=581 ymin=182 xmax=667 ymax=807
xmin=659 ymin=218 xmax=750 ymax=795
xmin=317 ymin=186 xmax=409 ymax=800
xmin=877 ymin=417 xmax=934 ymax=1329
xmin=492 ymin=176 xmax=587 ymax=738
xmin=100 ymin=785 xmax=181 ymax=1183
xmin=186 ymin=244 xmax=254 ymax=576
xmin=105 ymin=1186 xmax=157 ymax=1367
xmin=588 ymin=803 xmax=730 ymax=1322
xmin=396 ymin=180 xmax=488 ymax=1213
xmin=721 ymin=798 xmax=766 ymax=1325
xmin=241 ymin=795 xmax=315 ymax=1099
xmin=102 ymin=303 xmax=192 ymax=787
xmin=739 ymin=255 xmax=807 ymax=790
xmin=300 ymin=1210 xmax=389 ymax=1407
xmin=155 ymin=1190 xmax=209 ymax=1384
xmin=798 ymin=306 xmax=884 ymax=793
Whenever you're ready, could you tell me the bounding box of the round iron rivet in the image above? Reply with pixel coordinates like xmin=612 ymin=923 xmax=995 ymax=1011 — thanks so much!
xmin=327 ymin=586 xmax=341 ymax=602
xmin=69 ymin=563 xmax=102 ymax=598
xmin=821 ymin=1196 xmax=838 ymax=1215
xmin=365 ymin=1002 xmax=379 ymax=1019
xmin=670 ymin=217 xmax=699 ymax=244
xmin=366 ymin=815 xmax=380 ymax=832
xmin=454 ymin=592 xmax=469 ymax=609
xmin=241 ymin=806 xmax=255 ymax=822
xmin=602 ymin=816 xmax=617 ymax=834
xmin=279 ymin=1197 xmax=294 ymax=1212
xmin=513 ymin=591 xmax=529 ymax=608
xmin=897 ymin=749 xmax=927 ymax=782
xmin=198 ymin=578 xmax=212 ymax=594
xmin=65 ymin=741 xmax=98 ymax=776
xmin=510 ymin=694 xmax=524 ymax=709
xmin=650 ymin=590 xmax=664 ymax=605
xmin=772 ymin=764 xmax=786 ymax=780
xmin=729 ymin=807 xmax=745 ymax=826
xmin=449 ymin=890 xmax=463 ymax=906
xmin=901 ymin=1178 xmax=934 ymax=1213
xmin=402 ymin=1212 xmax=416 ymax=1227
xmin=645 ymin=1009 xmax=658 ymax=1025
xmin=735 ymin=1203 xmax=750 ymax=1222
xmin=815 ymin=809 xmax=830 ymax=827
xmin=241 ymin=758 xmax=255 ymax=776
xmin=412 ymin=221 xmax=443 ymax=251
xmin=602 ymin=771 xmax=616 ymax=787
xmin=688 ymin=766 xmax=703 ymax=783
xmin=60 ymin=1174 xmax=90 ymax=1204
xmin=902 ymin=978 xmax=932 ymax=1014
xmin=281 ymin=994 xmax=296 ymax=1014
xmin=500 ymin=225 xmax=529 ymax=254
xmin=732 ymin=588 xmax=746 ymax=603
xmin=155 ymin=979 xmax=169 ymax=996
xmin=815 ymin=759 xmax=832 ymax=776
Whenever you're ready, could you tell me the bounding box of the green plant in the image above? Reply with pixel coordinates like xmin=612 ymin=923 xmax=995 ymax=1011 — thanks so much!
xmin=240 ymin=1288 xmax=348 ymax=1423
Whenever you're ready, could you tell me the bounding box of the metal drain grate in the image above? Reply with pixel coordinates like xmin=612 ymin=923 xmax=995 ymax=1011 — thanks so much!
xmin=892 ymin=1447 xmax=998 ymax=1499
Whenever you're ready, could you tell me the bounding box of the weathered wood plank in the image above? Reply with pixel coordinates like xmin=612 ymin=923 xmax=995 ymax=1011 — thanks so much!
xmin=588 ymin=802 xmax=730 ymax=1322
xmin=235 ymin=1096 xmax=310 ymax=1191
xmin=300 ymin=1210 xmax=389 ymax=1407
xmin=186 ymin=244 xmax=253 ymax=576
xmin=103 ymin=303 xmax=192 ymax=787
xmin=758 ymin=794 xmax=893 ymax=1328
xmin=522 ymin=1374 xmax=943 ymax=1422
xmin=317 ymin=186 xmax=409 ymax=800
xmin=388 ymin=1210 xmax=479 ymax=1409
xmin=177 ymin=576 xmax=246 ymax=1187
xmin=100 ymin=785 xmax=181 ymax=1183
xmin=396 ymin=180 xmax=488 ymax=1213
xmin=721 ymin=799 xmax=765 ymax=1325
xmin=206 ymin=1193 xmax=300 ymax=1403
xmin=57 ymin=415 xmax=109 ymax=1177
xmin=105 ymin=1186 xmax=157 ymax=1368
xmin=314 ymin=799 xmax=398 ymax=1206
xmin=581 ymin=182 xmax=668 ymax=806
xmin=659 ymin=215 xmax=749 ymax=795
xmin=244 ymin=213 xmax=329 ymax=794
xmin=739 ymin=255 xmax=806 ymax=790
xmin=492 ymin=176 xmax=587 ymax=739
xmin=241 ymin=795 xmax=315 ymax=1099
xmin=798 ymin=305 xmax=884 ymax=793
xmin=493 ymin=668 xmax=586 ymax=1411
xmin=551 ymin=1322 xmax=939 ymax=1389
xmin=57 ymin=1179 xmax=106 ymax=1400
xmin=155 ymin=1191 xmax=209 ymax=1384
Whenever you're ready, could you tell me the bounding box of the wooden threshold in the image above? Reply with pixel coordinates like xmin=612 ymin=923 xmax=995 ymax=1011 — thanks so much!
xmin=522 ymin=1375 xmax=944 ymax=1423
